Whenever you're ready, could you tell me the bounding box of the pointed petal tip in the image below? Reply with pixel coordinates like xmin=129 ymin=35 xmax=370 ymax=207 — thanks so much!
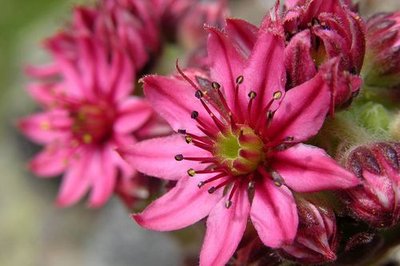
xmin=55 ymin=197 xmax=70 ymax=208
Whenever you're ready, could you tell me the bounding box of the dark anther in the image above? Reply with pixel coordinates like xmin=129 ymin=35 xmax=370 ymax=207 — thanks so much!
xmin=284 ymin=136 xmax=294 ymax=142
xmin=248 ymin=181 xmax=255 ymax=190
xmin=208 ymin=187 xmax=216 ymax=194
xmin=236 ymin=75 xmax=244 ymax=84
xmin=175 ymin=154 xmax=184 ymax=161
xmin=267 ymin=110 xmax=274 ymax=120
xmin=225 ymin=200 xmax=232 ymax=208
xmin=178 ymin=129 xmax=187 ymax=134
xmin=248 ymin=91 xmax=257 ymax=99
xmin=211 ymin=82 xmax=221 ymax=89
xmin=191 ymin=111 xmax=199 ymax=119
xmin=197 ymin=181 xmax=205 ymax=188
xmin=195 ymin=90 xmax=203 ymax=99
xmin=312 ymin=17 xmax=320 ymax=26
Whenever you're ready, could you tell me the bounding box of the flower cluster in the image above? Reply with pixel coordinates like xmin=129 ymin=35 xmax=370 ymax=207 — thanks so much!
xmin=19 ymin=0 xmax=400 ymax=265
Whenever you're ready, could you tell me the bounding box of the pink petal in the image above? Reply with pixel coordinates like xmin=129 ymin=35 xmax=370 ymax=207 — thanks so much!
xmin=76 ymin=36 xmax=97 ymax=100
xmin=18 ymin=110 xmax=72 ymax=144
xmin=272 ymin=144 xmax=359 ymax=192
xmin=88 ymin=146 xmax=117 ymax=207
xmin=200 ymin=182 xmax=250 ymax=266
xmin=27 ymin=82 xmax=57 ymax=107
xmin=119 ymin=134 xmax=211 ymax=180
xmin=250 ymin=178 xmax=298 ymax=248
xmin=225 ymin=18 xmax=258 ymax=58
xmin=285 ymin=30 xmax=317 ymax=88
xmin=25 ymin=63 xmax=59 ymax=78
xmin=114 ymin=97 xmax=153 ymax=134
xmin=45 ymin=35 xmax=85 ymax=99
xmin=110 ymin=135 xmax=137 ymax=179
xmin=207 ymin=27 xmax=246 ymax=109
xmin=56 ymin=148 xmax=92 ymax=207
xmin=132 ymin=175 xmax=222 ymax=231
xmin=267 ymin=73 xmax=330 ymax=143
xmin=135 ymin=114 xmax=172 ymax=140
xmin=242 ymin=23 xmax=286 ymax=117
xmin=108 ymin=48 xmax=135 ymax=102
xmin=284 ymin=0 xmax=301 ymax=9
xmin=143 ymin=75 xmax=214 ymax=135
xmin=29 ymin=145 xmax=70 ymax=177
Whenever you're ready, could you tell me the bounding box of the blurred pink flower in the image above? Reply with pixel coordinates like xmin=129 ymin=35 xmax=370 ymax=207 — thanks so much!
xmin=19 ymin=21 xmax=153 ymax=207
xmin=121 ymin=15 xmax=359 ymax=265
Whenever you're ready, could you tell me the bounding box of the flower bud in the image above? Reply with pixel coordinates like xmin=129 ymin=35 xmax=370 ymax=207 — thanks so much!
xmin=363 ymin=12 xmax=400 ymax=87
xmin=342 ymin=142 xmax=400 ymax=228
xmin=280 ymin=199 xmax=338 ymax=264
xmin=283 ymin=0 xmax=366 ymax=108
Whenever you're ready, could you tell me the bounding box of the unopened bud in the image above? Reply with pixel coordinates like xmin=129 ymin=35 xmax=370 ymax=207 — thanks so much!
xmin=363 ymin=12 xmax=400 ymax=87
xmin=341 ymin=142 xmax=400 ymax=228
xmin=280 ymin=199 xmax=338 ymax=264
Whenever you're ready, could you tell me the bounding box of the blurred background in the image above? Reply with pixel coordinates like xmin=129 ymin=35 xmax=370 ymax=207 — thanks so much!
xmin=1 ymin=0 xmax=400 ymax=265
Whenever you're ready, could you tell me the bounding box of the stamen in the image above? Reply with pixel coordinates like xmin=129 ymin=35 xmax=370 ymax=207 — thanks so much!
xmin=211 ymin=82 xmax=221 ymax=89
xmin=212 ymin=178 xmax=232 ymax=192
xmin=176 ymin=60 xmax=201 ymax=91
xmin=191 ymin=140 xmax=213 ymax=152
xmin=191 ymin=111 xmax=199 ymax=119
xmin=208 ymin=187 xmax=217 ymax=193
xmin=247 ymin=91 xmax=257 ymax=123
xmin=187 ymin=168 xmax=196 ymax=177
xmin=199 ymin=98 xmax=226 ymax=132
xmin=195 ymin=90 xmax=203 ymax=99
xmin=213 ymin=82 xmax=234 ymax=123
xmin=178 ymin=129 xmax=187 ymax=134
xmin=185 ymin=135 xmax=193 ymax=143
xmin=248 ymin=181 xmax=255 ymax=190
xmin=273 ymin=91 xmax=282 ymax=100
xmin=236 ymin=75 xmax=244 ymax=84
xmin=197 ymin=172 xmax=226 ymax=188
xmin=185 ymin=133 xmax=213 ymax=145
xmin=226 ymin=182 xmax=239 ymax=209
xmin=271 ymin=170 xmax=285 ymax=187
xmin=195 ymin=168 xmax=222 ymax=174
xmin=234 ymin=75 xmax=244 ymax=121
xmin=175 ymin=154 xmax=184 ymax=161
xmin=182 ymin=156 xmax=215 ymax=162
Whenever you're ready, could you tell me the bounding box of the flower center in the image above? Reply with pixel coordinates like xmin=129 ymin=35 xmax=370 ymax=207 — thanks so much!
xmin=72 ymin=102 xmax=114 ymax=144
xmin=214 ymin=126 xmax=264 ymax=176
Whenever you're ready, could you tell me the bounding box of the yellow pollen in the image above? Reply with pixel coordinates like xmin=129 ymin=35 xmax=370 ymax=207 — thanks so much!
xmin=187 ymin=169 xmax=196 ymax=177
xmin=185 ymin=136 xmax=193 ymax=143
xmin=273 ymin=91 xmax=282 ymax=100
xmin=40 ymin=121 xmax=50 ymax=131
xmin=83 ymin=134 xmax=93 ymax=144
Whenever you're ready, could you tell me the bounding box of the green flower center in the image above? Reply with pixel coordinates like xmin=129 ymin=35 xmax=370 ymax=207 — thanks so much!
xmin=214 ymin=126 xmax=264 ymax=176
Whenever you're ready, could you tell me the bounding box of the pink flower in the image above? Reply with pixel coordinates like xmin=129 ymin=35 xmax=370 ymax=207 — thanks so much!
xmin=122 ymin=15 xmax=359 ymax=265
xmin=19 ymin=21 xmax=153 ymax=207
